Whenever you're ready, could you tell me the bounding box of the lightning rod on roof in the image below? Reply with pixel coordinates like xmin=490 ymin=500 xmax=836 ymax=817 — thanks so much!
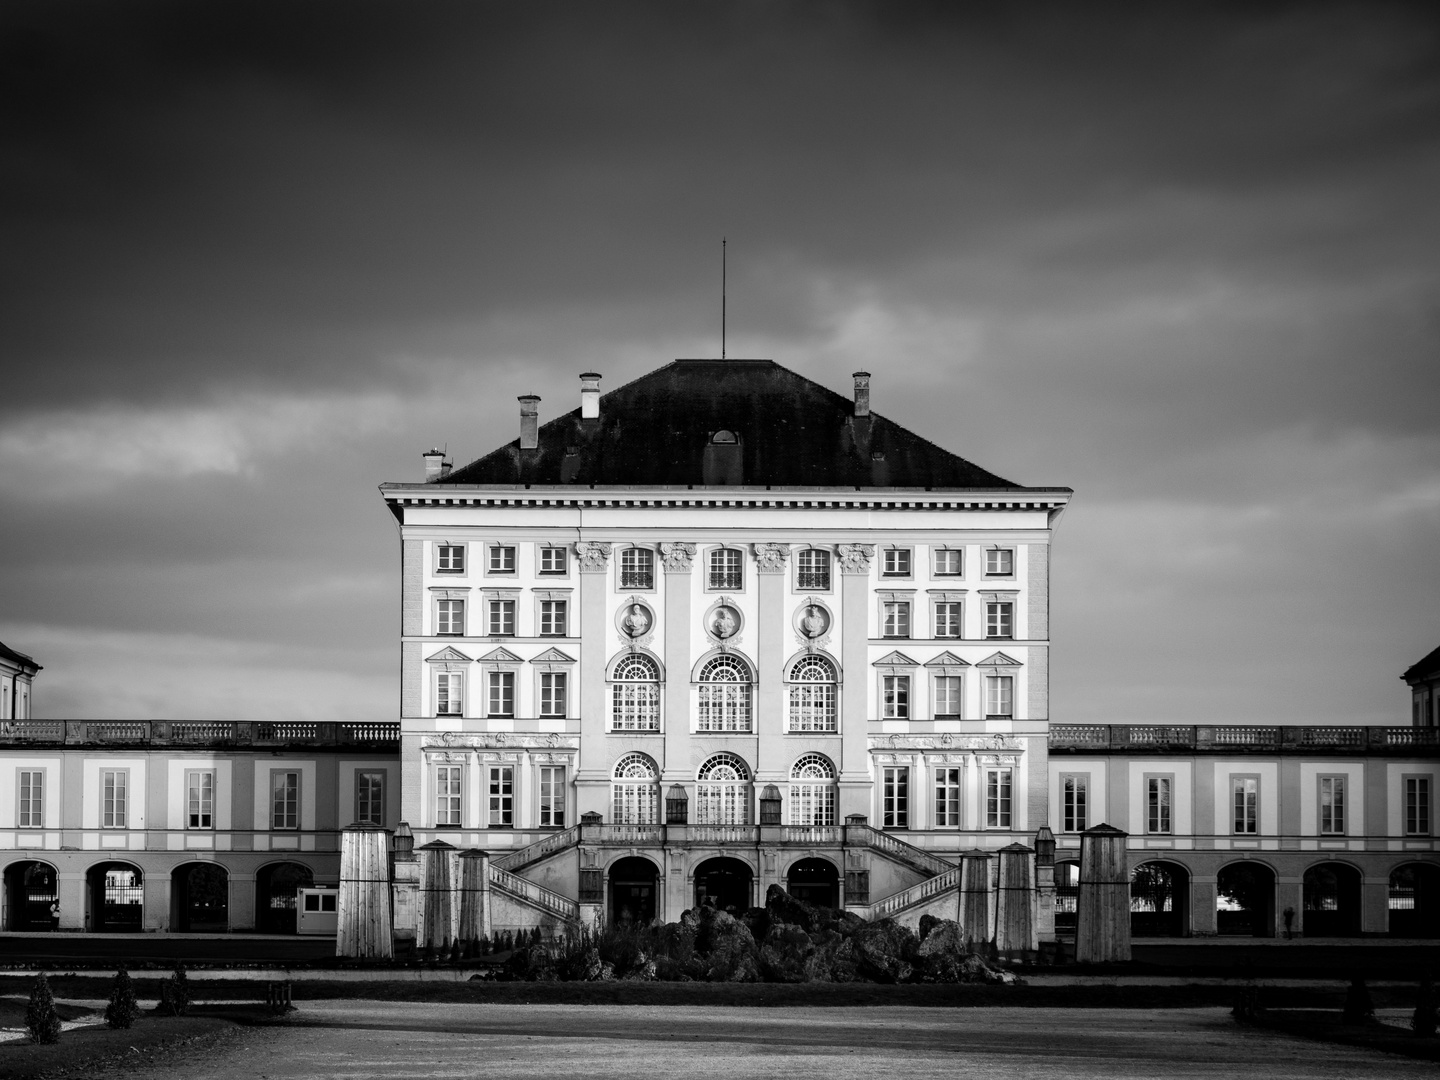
xmin=722 ymin=237 xmax=727 ymax=361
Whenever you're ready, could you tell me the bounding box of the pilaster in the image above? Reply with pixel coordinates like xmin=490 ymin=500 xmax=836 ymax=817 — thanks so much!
xmin=755 ymin=543 xmax=789 ymax=785
xmin=661 ymin=543 xmax=696 ymax=785
xmin=576 ymin=542 xmax=612 ymax=804
xmin=838 ymin=544 xmax=874 ymax=817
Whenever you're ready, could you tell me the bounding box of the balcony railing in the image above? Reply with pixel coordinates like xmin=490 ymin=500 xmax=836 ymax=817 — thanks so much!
xmin=0 ymin=720 xmax=400 ymax=749
xmin=1049 ymin=724 xmax=1440 ymax=754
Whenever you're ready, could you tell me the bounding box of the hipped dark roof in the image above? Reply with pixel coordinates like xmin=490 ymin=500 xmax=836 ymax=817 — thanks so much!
xmin=0 ymin=640 xmax=40 ymax=672
xmin=437 ymin=360 xmax=1039 ymax=490
xmin=1403 ymin=644 xmax=1440 ymax=685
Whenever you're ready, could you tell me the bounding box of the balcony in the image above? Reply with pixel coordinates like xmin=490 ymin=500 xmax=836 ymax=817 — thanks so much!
xmin=0 ymin=720 xmax=400 ymax=750
xmin=1049 ymin=724 xmax=1440 ymax=755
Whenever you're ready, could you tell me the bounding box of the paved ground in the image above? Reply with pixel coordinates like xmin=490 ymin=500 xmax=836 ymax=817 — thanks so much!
xmin=78 ymin=1004 xmax=1439 ymax=1080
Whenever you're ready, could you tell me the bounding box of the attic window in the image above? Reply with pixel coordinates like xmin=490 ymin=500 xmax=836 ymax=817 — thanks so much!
xmin=711 ymin=430 xmax=738 ymax=444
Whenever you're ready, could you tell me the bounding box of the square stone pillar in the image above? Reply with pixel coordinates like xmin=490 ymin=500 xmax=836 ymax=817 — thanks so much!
xmin=1075 ymin=824 xmax=1130 ymax=963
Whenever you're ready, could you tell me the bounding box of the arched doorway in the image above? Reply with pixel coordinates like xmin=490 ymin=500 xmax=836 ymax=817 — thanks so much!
xmin=4 ymin=861 xmax=58 ymax=931
xmin=693 ymin=857 xmax=753 ymax=914
xmin=1054 ymin=860 xmax=1080 ymax=937
xmin=255 ymin=862 xmax=313 ymax=934
xmin=87 ymin=862 xmax=144 ymax=932
xmin=1303 ymin=862 xmax=1362 ymax=937
xmin=608 ymin=856 xmax=659 ymax=927
xmin=1389 ymin=863 xmax=1440 ymax=937
xmin=786 ymin=857 xmax=839 ymax=908
xmin=172 ymin=863 xmax=229 ymax=932
xmin=1130 ymin=861 xmax=1189 ymax=937
xmin=1216 ymin=862 xmax=1276 ymax=937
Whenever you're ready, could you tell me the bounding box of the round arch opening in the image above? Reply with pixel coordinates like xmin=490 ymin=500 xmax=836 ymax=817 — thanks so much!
xmin=1054 ymin=860 xmax=1080 ymax=938
xmin=786 ymin=857 xmax=839 ymax=909
xmin=1303 ymin=861 xmax=1362 ymax=937
xmin=87 ymin=862 xmax=144 ymax=933
xmin=4 ymin=861 xmax=58 ymax=931
xmin=1130 ymin=861 xmax=1190 ymax=937
xmin=1389 ymin=863 xmax=1440 ymax=938
xmin=1216 ymin=862 xmax=1276 ymax=937
xmin=693 ymin=857 xmax=753 ymax=914
xmin=172 ymin=862 xmax=229 ymax=933
xmin=256 ymin=862 xmax=313 ymax=934
xmin=608 ymin=856 xmax=660 ymax=927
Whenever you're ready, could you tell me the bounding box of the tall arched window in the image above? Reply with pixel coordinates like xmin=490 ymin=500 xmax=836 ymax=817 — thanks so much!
xmin=612 ymin=753 xmax=659 ymax=825
xmin=789 ymin=754 xmax=837 ymax=826
xmin=788 ymin=655 xmax=837 ymax=732
xmin=697 ymin=655 xmax=752 ymax=732
xmin=696 ymin=753 xmax=752 ymax=825
xmin=611 ymin=654 xmax=660 ymax=731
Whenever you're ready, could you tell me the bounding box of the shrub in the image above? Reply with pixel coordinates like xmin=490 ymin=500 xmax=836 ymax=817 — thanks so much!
xmin=1413 ymin=974 xmax=1437 ymax=1037
xmin=26 ymin=971 xmax=62 ymax=1044
xmin=158 ymin=962 xmax=191 ymax=1017
xmin=105 ymin=965 xmax=141 ymax=1029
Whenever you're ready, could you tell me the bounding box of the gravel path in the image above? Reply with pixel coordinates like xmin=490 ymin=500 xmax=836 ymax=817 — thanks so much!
xmin=79 ymin=1004 xmax=1437 ymax=1079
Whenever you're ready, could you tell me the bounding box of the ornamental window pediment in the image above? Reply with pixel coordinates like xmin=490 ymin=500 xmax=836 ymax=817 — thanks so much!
xmin=425 ymin=646 xmax=473 ymax=664
xmin=475 ymin=646 xmax=524 ymax=665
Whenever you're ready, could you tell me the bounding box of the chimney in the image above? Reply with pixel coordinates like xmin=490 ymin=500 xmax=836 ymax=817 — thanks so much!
xmin=853 ymin=371 xmax=871 ymax=418
xmin=422 ymin=448 xmax=446 ymax=481
xmin=518 ymin=395 xmax=541 ymax=450
xmin=579 ymin=372 xmax=602 ymax=420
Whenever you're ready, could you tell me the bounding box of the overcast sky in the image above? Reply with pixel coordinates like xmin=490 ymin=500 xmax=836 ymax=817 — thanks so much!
xmin=1 ymin=1 xmax=1436 ymax=725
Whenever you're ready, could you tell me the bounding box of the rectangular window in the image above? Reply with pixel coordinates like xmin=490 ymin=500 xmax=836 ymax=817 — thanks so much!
xmin=1146 ymin=776 xmax=1172 ymax=834
xmin=436 ymin=544 xmax=465 ymax=573
xmin=985 ymin=547 xmax=1014 ymax=576
xmin=539 ymin=672 xmax=568 ymax=718
xmin=1319 ymin=775 xmax=1345 ymax=836
xmin=487 ymin=599 xmax=516 ymax=636
xmin=882 ymin=601 xmax=911 ymax=638
xmin=934 ymin=768 xmax=962 ymax=827
xmin=539 ymin=599 xmax=567 ymax=636
xmin=186 ymin=770 xmax=214 ymax=829
xmin=356 ymin=770 xmax=385 ymax=826
xmin=882 ymin=675 xmax=910 ymax=719
xmin=620 ymin=547 xmax=654 ymax=589
xmin=487 ymin=671 xmax=515 ymax=718
xmin=435 ymin=672 xmax=463 ymax=715
xmin=708 ymin=548 xmax=743 ymax=590
xmin=436 ymin=599 xmax=464 ymax=636
xmin=934 ymin=601 xmax=962 ymax=638
xmin=1233 ymin=776 xmax=1259 ymax=835
xmin=882 ymin=767 xmax=909 ymax=829
xmin=933 ymin=675 xmax=962 ymax=718
xmin=18 ymin=770 xmax=43 ymax=828
xmin=985 ymin=602 xmax=1013 ymax=638
xmin=435 ymin=765 xmax=463 ymax=826
xmin=539 ymin=546 xmax=568 ymax=575
xmin=488 ymin=545 xmax=516 ymax=573
xmin=1406 ymin=776 xmax=1432 ymax=836
xmin=487 ymin=766 xmax=514 ymax=827
xmin=1062 ymin=774 xmax=1088 ymax=832
xmin=933 ymin=548 xmax=963 ymax=576
xmin=985 ymin=675 xmax=1013 ymax=719
xmin=271 ymin=771 xmax=299 ymax=830
xmin=882 ymin=548 xmax=912 ymax=577
xmin=102 ymin=769 xmax=127 ymax=829
xmin=986 ymin=768 xmax=1012 ymax=828
xmin=539 ymin=765 xmax=566 ymax=828
xmin=797 ymin=549 xmax=830 ymax=590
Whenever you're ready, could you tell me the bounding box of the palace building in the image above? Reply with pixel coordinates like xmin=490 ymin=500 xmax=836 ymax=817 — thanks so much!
xmin=0 ymin=358 xmax=1435 ymax=941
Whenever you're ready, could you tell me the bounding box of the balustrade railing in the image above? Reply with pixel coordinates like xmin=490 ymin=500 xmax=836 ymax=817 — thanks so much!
xmin=492 ymin=826 xmax=581 ymax=871
xmin=779 ymin=825 xmax=842 ymax=845
xmin=489 ymin=866 xmax=579 ymax=920
xmin=867 ymin=865 xmax=962 ymax=920
xmin=846 ymin=823 xmax=953 ymax=877
xmin=0 ymin=719 xmax=399 ymax=747
xmin=688 ymin=825 xmax=760 ymax=844
xmin=1048 ymin=724 xmax=1435 ymax=753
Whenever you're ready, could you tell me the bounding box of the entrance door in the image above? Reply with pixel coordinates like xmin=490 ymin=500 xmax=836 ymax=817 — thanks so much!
xmin=608 ymin=856 xmax=659 ymax=926
xmin=786 ymin=858 xmax=839 ymax=908
xmin=88 ymin=863 xmax=144 ymax=932
xmin=5 ymin=862 xmax=58 ymax=931
xmin=693 ymin=857 xmax=753 ymax=914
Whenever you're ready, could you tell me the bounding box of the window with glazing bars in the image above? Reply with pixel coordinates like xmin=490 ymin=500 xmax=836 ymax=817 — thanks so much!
xmin=102 ymin=770 xmax=127 ymax=828
xmin=612 ymin=754 xmax=658 ymax=824
xmin=882 ymin=602 xmax=910 ymax=638
xmin=621 ymin=547 xmax=654 ymax=588
xmin=789 ymin=755 xmax=836 ymax=826
xmin=488 ymin=545 xmax=516 ymax=573
xmin=539 ymin=765 xmax=566 ymax=827
xmin=487 ymin=599 xmax=516 ymax=635
xmin=708 ymin=548 xmax=743 ymax=589
xmin=187 ymin=770 xmax=213 ymax=829
xmin=697 ymin=655 xmax=752 ymax=731
xmin=539 ymin=546 xmax=567 ymax=574
xmin=1147 ymin=776 xmax=1172 ymax=834
xmin=611 ymin=655 xmax=660 ymax=730
xmin=985 ymin=548 xmax=1014 ymax=576
xmin=934 ymin=768 xmax=961 ymax=827
xmin=797 ymin=549 xmax=830 ymax=589
xmin=1233 ymin=776 xmax=1259 ymax=834
xmin=539 ymin=600 xmax=567 ymax=636
xmin=435 ymin=672 xmax=462 ymax=715
xmin=883 ymin=767 xmax=909 ymax=829
xmin=1062 ymin=775 xmax=1087 ymax=832
xmin=436 ymin=544 xmax=465 ymax=573
xmin=933 ymin=675 xmax=961 ymax=718
xmin=696 ymin=753 xmax=750 ymax=825
xmin=272 ymin=771 xmax=299 ymax=830
xmin=487 ymin=671 xmax=515 ymax=718
xmin=787 ymin=655 xmax=837 ymax=732
xmin=488 ymin=766 xmax=514 ymax=827
xmin=985 ymin=675 xmax=1013 ymax=719
xmin=539 ymin=672 xmax=567 ymax=718
xmin=934 ymin=601 xmax=962 ymax=638
xmin=882 ymin=548 xmax=911 ymax=576
xmin=933 ymin=548 xmax=962 ymax=576
xmin=18 ymin=770 xmax=42 ymax=828
xmin=436 ymin=599 xmax=464 ymax=635
xmin=435 ymin=765 xmax=462 ymax=826
xmin=356 ymin=771 xmax=385 ymax=825
xmin=1319 ymin=775 xmax=1345 ymax=835
xmin=985 ymin=602 xmax=1013 ymax=638
xmin=1406 ymin=777 xmax=1431 ymax=836
xmin=882 ymin=674 xmax=910 ymax=719
xmin=986 ymin=768 xmax=1012 ymax=828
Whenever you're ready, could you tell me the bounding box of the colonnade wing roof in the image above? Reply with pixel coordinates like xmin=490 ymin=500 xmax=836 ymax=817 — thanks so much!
xmin=436 ymin=359 xmax=1028 ymax=489
xmin=0 ymin=640 xmax=40 ymax=671
xmin=1403 ymin=644 xmax=1440 ymax=685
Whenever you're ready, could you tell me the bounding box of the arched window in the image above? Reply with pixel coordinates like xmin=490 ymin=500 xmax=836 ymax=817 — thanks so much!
xmin=788 ymin=753 xmax=837 ymax=826
xmin=788 ymin=655 xmax=837 ymax=732
xmin=696 ymin=753 xmax=752 ymax=826
xmin=612 ymin=753 xmax=659 ymax=825
xmin=697 ymin=655 xmax=752 ymax=732
xmin=611 ymin=654 xmax=660 ymax=731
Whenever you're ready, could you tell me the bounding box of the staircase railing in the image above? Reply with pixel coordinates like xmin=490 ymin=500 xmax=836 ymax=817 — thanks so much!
xmin=866 ymin=865 xmax=963 ymax=921
xmin=845 ymin=823 xmax=954 ymax=878
xmin=491 ymin=826 xmax=581 ymax=872
xmin=489 ymin=866 xmax=580 ymax=921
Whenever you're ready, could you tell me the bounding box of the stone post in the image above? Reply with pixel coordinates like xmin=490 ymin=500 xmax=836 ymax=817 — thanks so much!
xmin=418 ymin=839 xmax=458 ymax=951
xmin=994 ymin=843 xmax=1036 ymax=955
xmin=959 ymin=849 xmax=992 ymax=949
xmin=1075 ymin=824 xmax=1130 ymax=963
xmin=457 ymin=849 xmax=490 ymax=948
xmin=390 ymin=822 xmax=420 ymax=955
xmin=337 ymin=824 xmax=394 ymax=959
xmin=1033 ymin=826 xmax=1056 ymax=944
